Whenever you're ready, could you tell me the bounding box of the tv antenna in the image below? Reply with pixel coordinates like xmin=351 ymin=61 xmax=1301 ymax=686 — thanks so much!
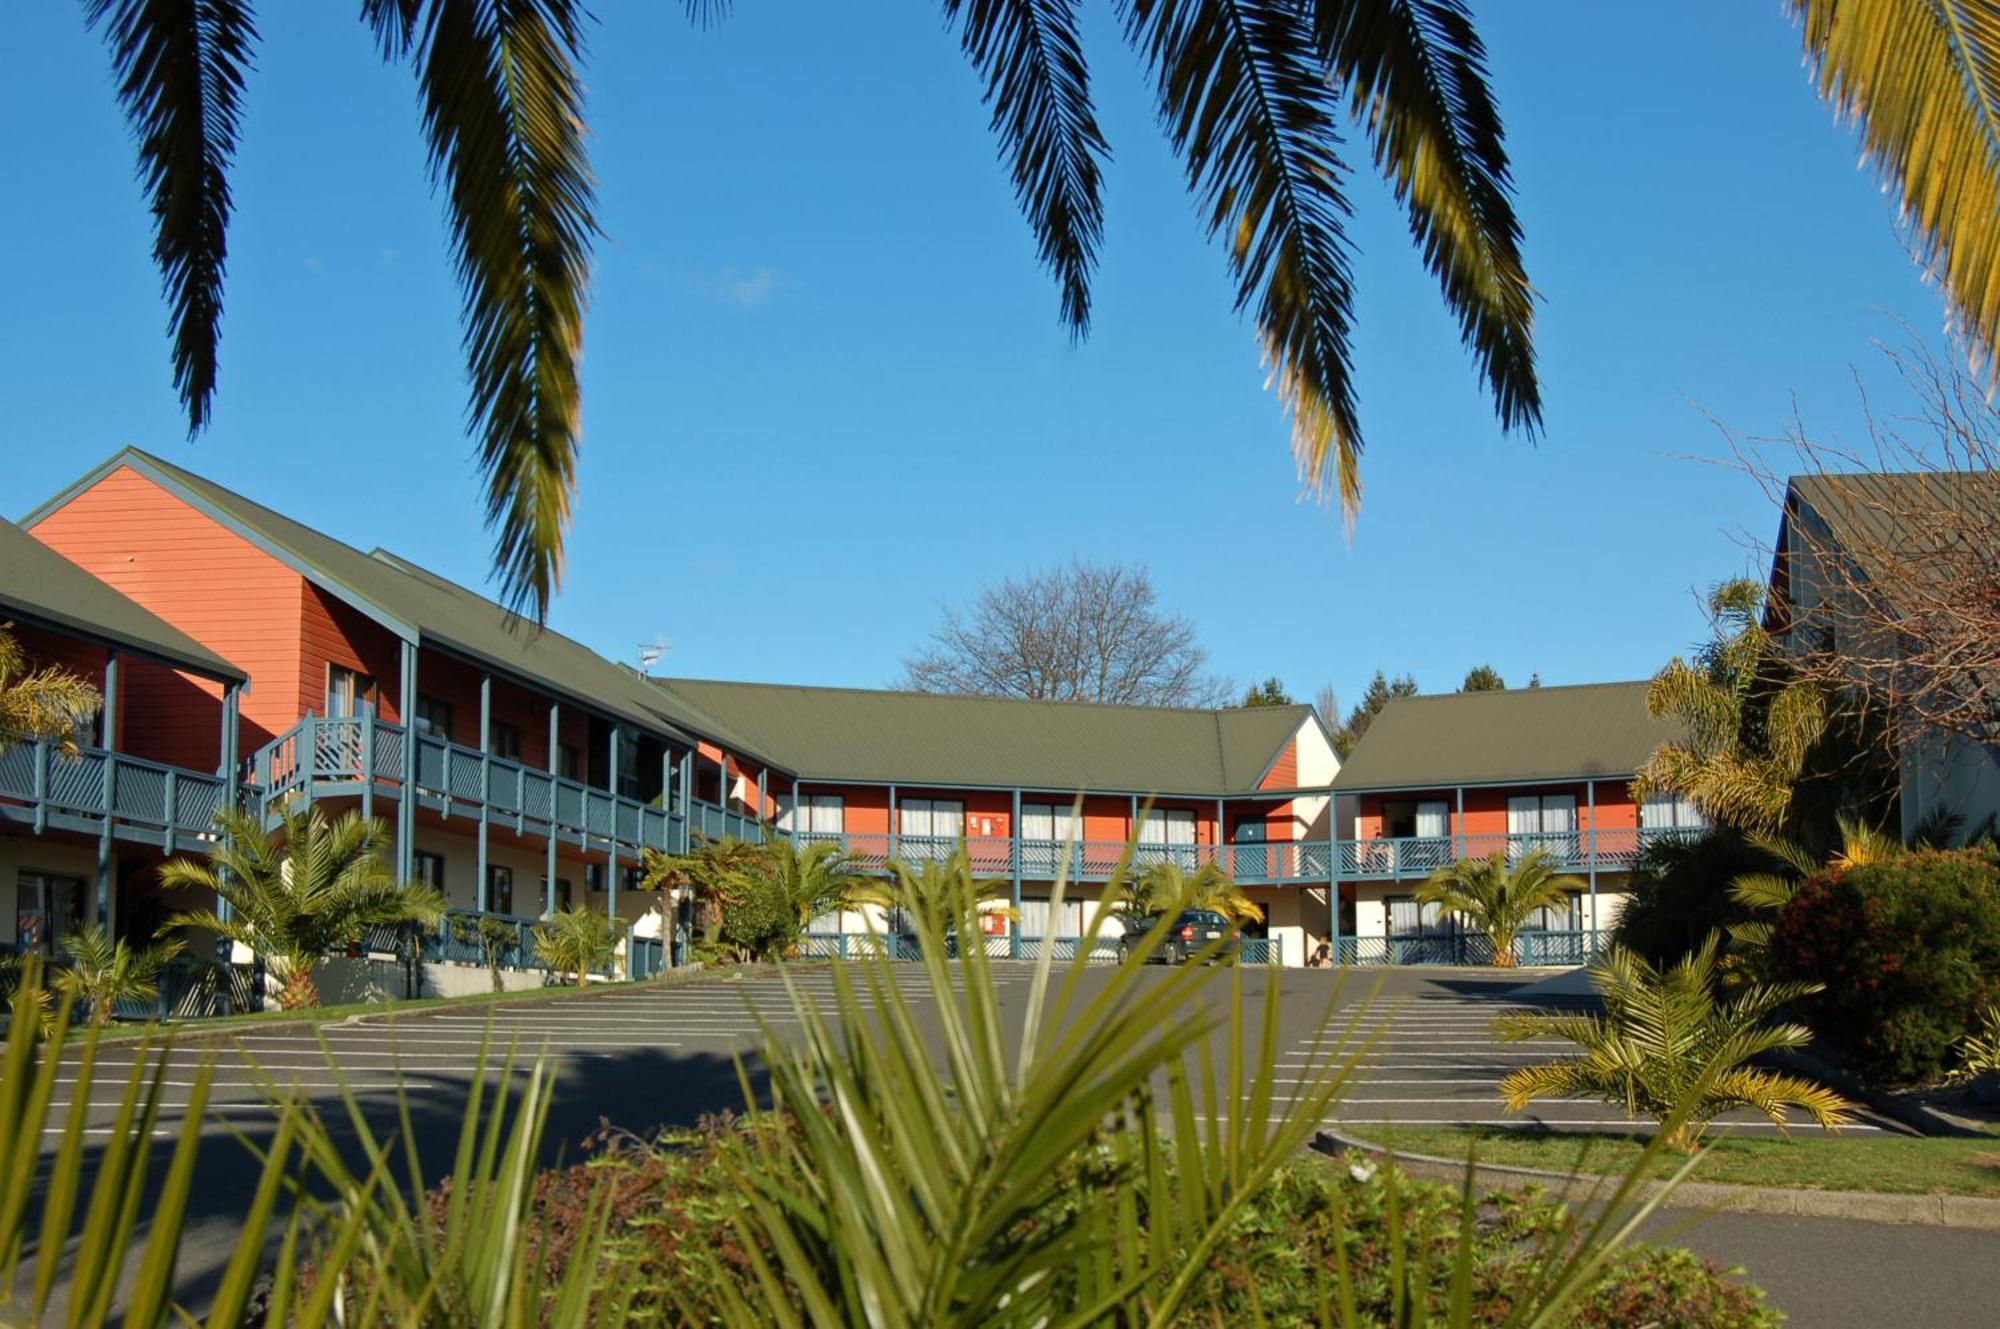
xmin=638 ymin=634 xmax=670 ymax=675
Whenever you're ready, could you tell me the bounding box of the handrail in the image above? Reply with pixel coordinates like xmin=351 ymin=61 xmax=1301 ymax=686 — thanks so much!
xmin=245 ymin=714 xmax=720 ymax=855
xmin=0 ymin=734 xmax=230 ymax=838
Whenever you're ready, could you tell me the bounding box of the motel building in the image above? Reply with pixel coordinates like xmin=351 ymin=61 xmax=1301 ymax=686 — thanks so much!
xmin=4 ymin=448 xmax=1703 ymax=995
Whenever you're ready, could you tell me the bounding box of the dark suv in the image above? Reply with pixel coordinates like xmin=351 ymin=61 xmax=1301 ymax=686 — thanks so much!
xmin=1117 ymin=909 xmax=1238 ymax=964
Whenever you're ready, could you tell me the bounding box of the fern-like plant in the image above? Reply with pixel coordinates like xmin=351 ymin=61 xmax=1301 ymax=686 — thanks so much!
xmin=52 ymin=925 xmax=185 ymax=1029
xmin=534 ymin=905 xmax=622 ymax=987
xmin=1496 ymin=934 xmax=1852 ymax=1149
xmin=1417 ymin=848 xmax=1581 ymax=967
xmin=161 ymin=806 xmax=445 ymax=1008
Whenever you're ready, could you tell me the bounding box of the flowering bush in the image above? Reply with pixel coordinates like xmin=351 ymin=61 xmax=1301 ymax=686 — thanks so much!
xmin=1773 ymin=846 xmax=2000 ymax=1083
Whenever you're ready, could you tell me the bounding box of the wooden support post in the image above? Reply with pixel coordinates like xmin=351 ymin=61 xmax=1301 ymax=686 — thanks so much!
xmin=546 ymin=700 xmax=560 ymax=917
xmin=96 ymin=651 xmax=119 ymax=930
xmin=477 ymin=673 xmax=491 ymax=913
xmin=1010 ymin=788 xmax=1022 ymax=960
xmin=397 ymin=640 xmax=419 ymax=883
xmin=1586 ymin=780 xmax=1599 ymax=958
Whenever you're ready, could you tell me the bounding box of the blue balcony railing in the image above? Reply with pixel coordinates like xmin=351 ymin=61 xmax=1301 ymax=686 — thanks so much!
xmin=0 ymin=735 xmax=230 ymax=851
xmin=249 ymin=714 xmax=720 ymax=857
xmin=785 ymin=826 xmax=1702 ymax=886
xmin=1336 ymin=928 xmax=1598 ymax=967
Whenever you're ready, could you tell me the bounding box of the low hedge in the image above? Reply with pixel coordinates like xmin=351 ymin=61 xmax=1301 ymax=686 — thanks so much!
xmin=461 ymin=1124 xmax=1780 ymax=1327
xmin=1774 ymin=845 xmax=2000 ymax=1084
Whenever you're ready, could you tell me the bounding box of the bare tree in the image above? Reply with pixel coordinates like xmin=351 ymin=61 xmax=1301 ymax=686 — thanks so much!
xmin=900 ymin=561 xmax=1231 ymax=707
xmin=1723 ymin=337 xmax=2000 ymax=753
xmin=1314 ymin=682 xmax=1339 ymax=727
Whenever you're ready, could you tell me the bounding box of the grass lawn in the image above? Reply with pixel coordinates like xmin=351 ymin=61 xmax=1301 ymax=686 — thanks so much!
xmin=1353 ymin=1124 xmax=2000 ymax=1197
xmin=82 ymin=959 xmax=824 ymax=1044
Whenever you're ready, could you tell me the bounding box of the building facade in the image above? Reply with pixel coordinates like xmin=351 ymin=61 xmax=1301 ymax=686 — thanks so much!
xmin=9 ymin=448 xmax=1710 ymax=975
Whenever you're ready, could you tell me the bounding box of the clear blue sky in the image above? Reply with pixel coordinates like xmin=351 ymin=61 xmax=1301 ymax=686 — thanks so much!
xmin=0 ymin=2 xmax=1948 ymax=718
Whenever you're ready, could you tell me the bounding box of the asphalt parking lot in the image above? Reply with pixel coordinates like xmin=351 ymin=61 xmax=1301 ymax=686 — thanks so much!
xmin=26 ymin=961 xmax=1969 ymax=1325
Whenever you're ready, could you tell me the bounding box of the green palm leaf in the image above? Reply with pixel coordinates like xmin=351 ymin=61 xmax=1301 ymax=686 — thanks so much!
xmin=84 ymin=0 xmax=256 ymax=436
xmin=0 ymin=628 xmax=104 ymax=757
xmin=1121 ymin=0 xmax=1365 ymax=509
xmin=945 ymin=0 xmax=1110 ymax=332
xmin=378 ymin=0 xmax=596 ymax=620
xmin=1795 ymin=0 xmax=2000 ymax=372
xmin=1316 ymin=0 xmax=1538 ymax=432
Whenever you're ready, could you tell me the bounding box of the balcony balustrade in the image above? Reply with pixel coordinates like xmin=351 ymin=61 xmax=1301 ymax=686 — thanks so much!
xmin=0 ymin=735 xmax=230 ymax=851
xmin=793 ymin=825 xmax=1704 ymax=884
xmin=248 ymin=713 xmax=765 ymax=857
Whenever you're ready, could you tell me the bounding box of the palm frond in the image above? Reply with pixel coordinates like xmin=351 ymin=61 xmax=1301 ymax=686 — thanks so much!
xmin=0 ymin=629 xmax=105 ymax=756
xmin=388 ymin=0 xmax=596 ymax=621
xmin=84 ymin=0 xmax=256 ymax=435
xmin=1316 ymin=0 xmax=1538 ymax=431
xmin=945 ymin=0 xmax=1110 ymax=331
xmin=1122 ymin=0 xmax=1363 ymax=509
xmin=1794 ymin=0 xmax=2000 ymax=373
xmin=1729 ymin=871 xmax=1800 ymax=912
xmin=1707 ymin=1066 xmax=1855 ymax=1132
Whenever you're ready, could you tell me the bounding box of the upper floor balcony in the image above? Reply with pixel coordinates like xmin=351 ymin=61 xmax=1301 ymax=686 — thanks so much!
xmin=248 ymin=713 xmax=763 ymax=858
xmin=0 ymin=735 xmax=231 ymax=853
xmin=794 ymin=825 xmax=1706 ymax=886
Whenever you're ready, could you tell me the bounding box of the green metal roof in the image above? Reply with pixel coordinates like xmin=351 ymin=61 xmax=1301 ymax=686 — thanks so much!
xmin=1787 ymin=471 xmax=2000 ymax=598
xmin=28 ymin=450 xmax=760 ymax=756
xmin=1330 ymin=681 xmax=1677 ymax=792
xmin=0 ymin=516 xmax=245 ymax=681
xmin=652 ymin=677 xmax=1314 ymax=794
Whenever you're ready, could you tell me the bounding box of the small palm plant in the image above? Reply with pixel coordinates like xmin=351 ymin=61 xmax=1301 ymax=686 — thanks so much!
xmin=52 ymin=925 xmax=186 ymax=1029
xmin=759 ymin=836 xmax=891 ymax=935
xmin=161 ymin=807 xmax=445 ymax=1009
xmin=534 ymin=905 xmax=621 ymax=987
xmin=1120 ymin=858 xmax=1264 ymax=925
xmin=453 ymin=914 xmax=520 ymax=993
xmin=1417 ymin=847 xmax=1581 ymax=967
xmin=0 ymin=625 xmax=102 ymax=755
xmin=1496 ymin=934 xmax=1853 ymax=1150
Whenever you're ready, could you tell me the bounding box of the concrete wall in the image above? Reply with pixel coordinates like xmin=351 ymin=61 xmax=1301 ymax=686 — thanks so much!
xmin=313 ymin=954 xmax=553 ymax=1005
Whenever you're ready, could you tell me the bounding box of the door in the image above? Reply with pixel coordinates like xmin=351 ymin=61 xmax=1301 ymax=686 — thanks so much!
xmin=16 ymin=872 xmax=84 ymax=955
xmin=1413 ymin=800 xmax=1451 ymax=871
xmin=1232 ymin=819 xmax=1268 ymax=879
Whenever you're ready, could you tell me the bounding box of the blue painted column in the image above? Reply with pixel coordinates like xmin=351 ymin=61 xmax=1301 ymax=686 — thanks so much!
xmin=1586 ymin=780 xmax=1599 ymax=958
xmin=1010 ymin=787 xmax=1022 ymax=959
xmin=546 ymin=701 xmax=560 ymax=916
xmin=790 ymin=779 xmax=803 ymax=847
xmin=887 ymin=784 xmax=898 ymax=864
xmin=397 ymin=640 xmax=419 ymax=883
xmin=97 ymin=650 xmax=119 ymax=931
xmin=607 ymin=727 xmax=622 ymax=927
xmin=477 ymin=673 xmax=492 ymax=913
xmin=757 ymin=768 xmax=768 ymax=830
xmin=218 ymin=682 xmax=241 ymax=937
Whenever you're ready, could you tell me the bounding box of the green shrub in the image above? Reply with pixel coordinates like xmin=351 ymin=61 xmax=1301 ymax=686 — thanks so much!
xmin=493 ymin=1129 xmax=1780 ymax=1327
xmin=715 ymin=869 xmax=794 ymax=961
xmin=1773 ymin=845 xmax=2000 ymax=1083
xmin=1611 ymin=828 xmax=1773 ymax=968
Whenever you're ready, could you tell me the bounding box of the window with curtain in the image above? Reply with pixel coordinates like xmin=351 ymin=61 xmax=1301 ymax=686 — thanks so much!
xmin=803 ymin=794 xmax=844 ymax=836
xmin=1414 ymin=801 xmax=1449 ymax=838
xmin=1386 ymin=897 xmax=1452 ymax=937
xmin=326 ymin=665 xmax=372 ymax=718
xmin=492 ymin=722 xmax=522 ymax=761
xmin=1507 ymin=794 xmax=1578 ymax=859
xmin=1138 ymin=808 xmax=1197 ymax=865
xmin=1640 ymin=792 xmax=1706 ymax=830
xmin=900 ymin=799 xmax=964 ymax=860
xmin=1021 ymin=802 xmax=1078 ymax=876
xmin=488 ymin=865 xmax=514 ymax=916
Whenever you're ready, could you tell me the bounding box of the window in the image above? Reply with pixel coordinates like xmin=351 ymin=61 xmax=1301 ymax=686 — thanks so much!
xmin=586 ymin=864 xmax=642 ymax=894
xmin=1139 ymin=807 xmax=1198 ymax=868
xmin=491 ymin=722 xmax=522 ymax=762
xmin=542 ymin=876 xmax=574 ymax=912
xmin=899 ymin=799 xmax=964 ymax=862
xmin=1385 ymin=896 xmax=1453 ymax=937
xmin=414 ymin=696 xmax=454 ymax=741
xmin=1522 ymin=894 xmax=1581 ymax=933
xmin=1507 ymin=794 xmax=1578 ymax=860
xmin=1639 ymin=792 xmax=1706 ymax=831
xmin=558 ymin=744 xmax=581 ymax=782
xmin=1020 ymin=802 xmax=1079 ymax=876
xmin=488 ymin=865 xmax=514 ymax=916
xmin=15 ymin=872 xmax=84 ymax=954
xmin=414 ymin=851 xmax=446 ymax=896
xmin=799 ymin=794 xmax=844 ymax=838
xmin=325 ymin=665 xmax=372 ymax=718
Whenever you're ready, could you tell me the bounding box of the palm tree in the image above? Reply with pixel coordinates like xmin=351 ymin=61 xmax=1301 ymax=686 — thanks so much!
xmin=1416 ymin=848 xmax=1581 ymax=967
xmin=1119 ymin=859 xmax=1265 ymax=925
xmin=760 ymin=838 xmax=891 ymax=934
xmin=73 ymin=2 xmax=1543 ymax=621
xmin=52 ymin=926 xmax=187 ymax=1029
xmin=1495 ymin=935 xmax=1852 ymax=1150
xmin=0 ymin=627 xmax=103 ymax=755
xmin=533 ymin=905 xmax=621 ymax=987
xmin=161 ymin=807 xmax=445 ymax=1009
xmin=1633 ymin=579 xmax=1829 ymax=836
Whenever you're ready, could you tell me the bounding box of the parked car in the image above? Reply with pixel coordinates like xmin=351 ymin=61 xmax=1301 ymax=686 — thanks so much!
xmin=1117 ymin=909 xmax=1238 ymax=965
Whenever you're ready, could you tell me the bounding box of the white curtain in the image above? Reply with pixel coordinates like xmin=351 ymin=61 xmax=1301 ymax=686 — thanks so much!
xmin=1415 ymin=801 xmax=1449 ymax=838
xmin=1541 ymin=795 xmax=1576 ymax=834
xmin=1639 ymin=792 xmax=1674 ymax=829
xmin=807 ymin=795 xmax=843 ymax=834
xmin=1507 ymin=796 xmax=1540 ymax=835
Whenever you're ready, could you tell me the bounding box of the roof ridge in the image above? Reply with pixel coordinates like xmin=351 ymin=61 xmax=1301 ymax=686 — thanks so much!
xmin=661 ymin=675 xmax=1311 ymax=719
xmin=1388 ymin=680 xmax=1652 ymax=704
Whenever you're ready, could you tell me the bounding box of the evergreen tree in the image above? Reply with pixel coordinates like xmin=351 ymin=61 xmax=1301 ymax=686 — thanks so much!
xmin=1239 ymin=677 xmax=1293 ymax=708
xmin=1460 ymin=664 xmax=1506 ymax=692
xmin=1334 ymin=670 xmax=1419 ymax=759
